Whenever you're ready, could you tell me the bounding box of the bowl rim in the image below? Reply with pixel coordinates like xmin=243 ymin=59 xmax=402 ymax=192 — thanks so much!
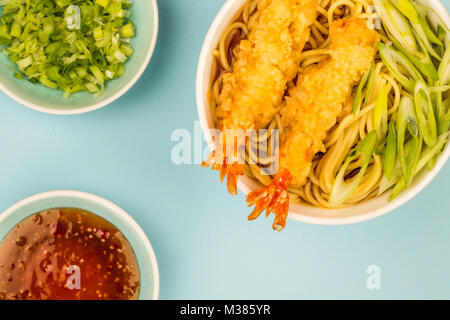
xmin=0 ymin=190 xmax=160 ymax=300
xmin=196 ymin=0 xmax=450 ymax=226
xmin=0 ymin=0 xmax=159 ymax=116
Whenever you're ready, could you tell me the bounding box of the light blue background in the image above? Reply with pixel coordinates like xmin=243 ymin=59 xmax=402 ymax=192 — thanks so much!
xmin=0 ymin=0 xmax=449 ymax=299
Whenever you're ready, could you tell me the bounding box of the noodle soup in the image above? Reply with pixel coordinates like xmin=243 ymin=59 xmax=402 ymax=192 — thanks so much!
xmin=198 ymin=0 xmax=450 ymax=227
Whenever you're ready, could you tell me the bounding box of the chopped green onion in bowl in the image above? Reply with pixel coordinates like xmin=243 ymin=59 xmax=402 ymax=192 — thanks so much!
xmin=372 ymin=0 xmax=449 ymax=201
xmin=0 ymin=0 xmax=136 ymax=98
xmin=330 ymin=131 xmax=378 ymax=207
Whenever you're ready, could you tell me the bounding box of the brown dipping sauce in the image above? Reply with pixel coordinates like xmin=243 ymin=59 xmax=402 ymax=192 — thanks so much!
xmin=0 ymin=208 xmax=140 ymax=300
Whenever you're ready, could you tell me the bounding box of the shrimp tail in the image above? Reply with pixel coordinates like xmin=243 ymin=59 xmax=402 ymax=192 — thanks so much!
xmin=202 ymin=151 xmax=244 ymax=195
xmin=246 ymin=168 xmax=292 ymax=231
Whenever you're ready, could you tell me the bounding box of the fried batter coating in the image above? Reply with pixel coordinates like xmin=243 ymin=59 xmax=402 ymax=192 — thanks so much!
xmin=279 ymin=18 xmax=380 ymax=185
xmin=216 ymin=0 xmax=317 ymax=131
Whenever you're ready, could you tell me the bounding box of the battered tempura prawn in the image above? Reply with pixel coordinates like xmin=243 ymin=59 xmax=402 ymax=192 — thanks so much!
xmin=202 ymin=0 xmax=317 ymax=195
xmin=247 ymin=18 xmax=380 ymax=230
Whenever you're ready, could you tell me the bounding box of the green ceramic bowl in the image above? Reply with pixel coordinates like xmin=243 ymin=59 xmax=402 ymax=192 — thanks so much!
xmin=0 ymin=1 xmax=159 ymax=115
xmin=0 ymin=190 xmax=160 ymax=300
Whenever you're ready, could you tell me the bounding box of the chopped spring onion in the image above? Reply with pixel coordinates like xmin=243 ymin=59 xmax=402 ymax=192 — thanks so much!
xmin=389 ymin=0 xmax=418 ymax=22
xmin=397 ymin=96 xmax=423 ymax=186
xmin=378 ymin=140 xmax=410 ymax=195
xmin=17 ymin=56 xmax=33 ymax=70
xmin=96 ymin=0 xmax=110 ymax=8
xmin=382 ymin=120 xmax=397 ymax=180
xmin=105 ymin=70 xmax=115 ymax=79
xmin=430 ymin=85 xmax=450 ymax=93
xmin=389 ymin=0 xmax=442 ymax=60
xmin=386 ymin=177 xmax=406 ymax=201
xmin=416 ymin=133 xmax=449 ymax=172
xmin=418 ymin=15 xmax=443 ymax=47
xmin=65 ymin=5 xmax=81 ymax=30
xmin=377 ymin=42 xmax=423 ymax=93
xmin=414 ymin=1 xmax=450 ymax=41
xmin=376 ymin=135 xmax=388 ymax=154
xmin=375 ymin=0 xmax=449 ymax=200
xmin=352 ymin=61 xmax=375 ymax=115
xmin=435 ymin=89 xmax=450 ymax=135
xmin=376 ymin=0 xmax=439 ymax=80
xmin=434 ymin=43 xmax=450 ymax=135
xmin=374 ymin=82 xmax=389 ymax=140
xmin=388 ymin=132 xmax=449 ymax=200
xmin=122 ymin=22 xmax=135 ymax=38
xmin=0 ymin=0 xmax=136 ymax=97
xmin=363 ymin=61 xmax=377 ymax=108
xmin=373 ymin=0 xmax=416 ymax=51
xmin=10 ymin=20 xmax=21 ymax=38
xmin=114 ymin=50 xmax=128 ymax=63
xmin=329 ymin=131 xmax=378 ymax=207
xmin=438 ymin=43 xmax=450 ymax=85
xmin=414 ymin=80 xmax=437 ymax=147
xmin=387 ymin=29 xmax=438 ymax=81
xmin=436 ymin=25 xmax=446 ymax=51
